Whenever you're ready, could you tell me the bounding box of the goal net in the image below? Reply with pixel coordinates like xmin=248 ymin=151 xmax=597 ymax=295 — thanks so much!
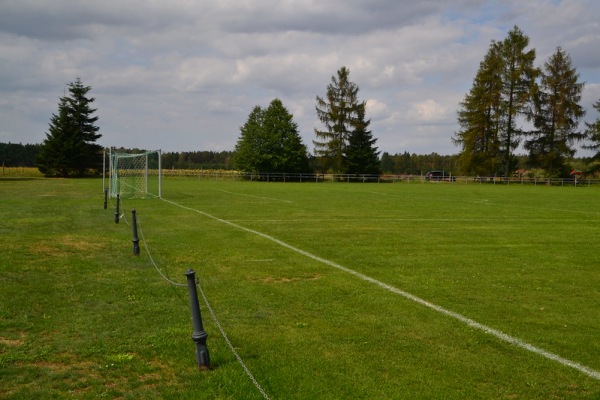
xmin=108 ymin=150 xmax=162 ymax=199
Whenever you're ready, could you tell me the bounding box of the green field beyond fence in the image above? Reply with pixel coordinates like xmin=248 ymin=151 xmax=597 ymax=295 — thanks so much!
xmin=2 ymin=177 xmax=600 ymax=399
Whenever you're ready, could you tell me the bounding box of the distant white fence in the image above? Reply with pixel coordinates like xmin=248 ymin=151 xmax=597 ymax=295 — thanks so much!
xmin=161 ymin=170 xmax=600 ymax=186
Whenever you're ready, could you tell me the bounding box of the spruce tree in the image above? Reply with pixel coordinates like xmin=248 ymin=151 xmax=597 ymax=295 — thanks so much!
xmin=262 ymin=99 xmax=310 ymax=173
xmin=37 ymin=78 xmax=102 ymax=177
xmin=583 ymin=100 xmax=600 ymax=167
xmin=345 ymin=107 xmax=380 ymax=175
xmin=314 ymin=66 xmax=378 ymax=174
xmin=524 ymin=47 xmax=585 ymax=177
xmin=234 ymin=105 xmax=266 ymax=172
xmin=454 ymin=43 xmax=504 ymax=175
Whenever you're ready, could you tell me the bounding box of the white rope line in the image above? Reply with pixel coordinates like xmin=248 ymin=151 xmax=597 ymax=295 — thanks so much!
xmin=111 ymin=194 xmax=194 ymax=287
xmin=111 ymin=199 xmax=270 ymax=398
xmin=162 ymin=197 xmax=600 ymax=382
xmin=111 ymin=195 xmax=185 ymax=287
xmin=136 ymin=217 xmax=187 ymax=288
xmin=195 ymin=278 xmax=271 ymax=400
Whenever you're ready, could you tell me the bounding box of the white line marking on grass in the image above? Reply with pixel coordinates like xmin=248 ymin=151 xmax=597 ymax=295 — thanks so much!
xmin=218 ymin=189 xmax=293 ymax=203
xmin=162 ymin=197 xmax=600 ymax=381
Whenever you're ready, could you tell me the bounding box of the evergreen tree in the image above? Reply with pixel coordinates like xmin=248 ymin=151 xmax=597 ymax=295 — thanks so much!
xmin=497 ymin=26 xmax=538 ymax=176
xmin=0 ymin=143 xmax=41 ymax=167
xmin=345 ymin=106 xmax=380 ymax=175
xmin=583 ymin=99 xmax=600 ymax=168
xmin=314 ymin=66 xmax=378 ymax=174
xmin=454 ymin=43 xmax=504 ymax=175
xmin=454 ymin=26 xmax=537 ymax=176
xmin=380 ymin=152 xmax=394 ymax=173
xmin=396 ymin=151 xmax=414 ymax=174
xmin=234 ymin=105 xmax=266 ymax=172
xmin=37 ymin=78 xmax=102 ymax=177
xmin=524 ymin=47 xmax=585 ymax=177
xmin=262 ymin=99 xmax=310 ymax=173
xmin=234 ymin=99 xmax=309 ymax=173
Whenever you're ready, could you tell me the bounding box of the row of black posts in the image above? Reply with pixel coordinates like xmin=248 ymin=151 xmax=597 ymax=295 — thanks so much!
xmin=104 ymin=188 xmax=210 ymax=370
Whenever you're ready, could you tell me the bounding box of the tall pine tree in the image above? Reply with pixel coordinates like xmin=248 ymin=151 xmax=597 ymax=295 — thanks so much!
xmin=37 ymin=78 xmax=102 ymax=177
xmin=497 ymin=26 xmax=538 ymax=176
xmin=314 ymin=66 xmax=379 ymax=174
xmin=454 ymin=43 xmax=504 ymax=175
xmin=583 ymin=99 xmax=600 ymax=170
xmin=524 ymin=47 xmax=585 ymax=177
xmin=454 ymin=26 xmax=537 ymax=176
xmin=345 ymin=106 xmax=380 ymax=175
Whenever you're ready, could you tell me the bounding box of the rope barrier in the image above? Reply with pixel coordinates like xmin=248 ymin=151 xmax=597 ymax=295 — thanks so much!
xmin=137 ymin=218 xmax=187 ymax=288
xmin=109 ymin=196 xmax=271 ymax=399
xmin=195 ymin=278 xmax=271 ymax=400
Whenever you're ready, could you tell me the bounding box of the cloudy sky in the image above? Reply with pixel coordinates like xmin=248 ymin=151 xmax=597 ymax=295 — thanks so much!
xmin=1 ymin=0 xmax=599 ymax=156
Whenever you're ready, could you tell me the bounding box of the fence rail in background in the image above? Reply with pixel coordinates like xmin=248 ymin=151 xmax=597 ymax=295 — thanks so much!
xmin=161 ymin=169 xmax=600 ymax=186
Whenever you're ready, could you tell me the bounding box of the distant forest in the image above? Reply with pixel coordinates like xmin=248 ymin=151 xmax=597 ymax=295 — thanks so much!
xmin=1 ymin=142 xmax=591 ymax=176
xmin=162 ymin=149 xmax=460 ymax=175
xmin=0 ymin=142 xmax=459 ymax=174
xmin=111 ymin=147 xmax=464 ymax=174
xmin=0 ymin=143 xmax=41 ymax=167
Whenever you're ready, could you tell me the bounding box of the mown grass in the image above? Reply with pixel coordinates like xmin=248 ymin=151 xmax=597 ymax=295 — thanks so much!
xmin=1 ymin=177 xmax=600 ymax=399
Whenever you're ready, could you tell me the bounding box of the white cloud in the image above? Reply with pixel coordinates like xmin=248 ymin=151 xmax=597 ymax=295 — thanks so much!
xmin=0 ymin=0 xmax=599 ymax=155
xmin=366 ymin=99 xmax=389 ymax=119
xmin=409 ymin=99 xmax=450 ymax=123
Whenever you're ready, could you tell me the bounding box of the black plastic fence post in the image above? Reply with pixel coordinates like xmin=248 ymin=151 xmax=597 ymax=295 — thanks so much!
xmin=131 ymin=209 xmax=140 ymax=255
xmin=185 ymin=269 xmax=210 ymax=370
xmin=103 ymin=188 xmax=108 ymax=210
xmin=114 ymin=194 xmax=120 ymax=224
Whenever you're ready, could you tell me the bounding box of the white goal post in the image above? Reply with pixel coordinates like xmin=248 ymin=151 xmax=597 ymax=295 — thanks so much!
xmin=106 ymin=149 xmax=162 ymax=199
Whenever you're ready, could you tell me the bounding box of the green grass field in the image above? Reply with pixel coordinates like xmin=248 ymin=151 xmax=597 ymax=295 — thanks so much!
xmin=2 ymin=177 xmax=600 ymax=399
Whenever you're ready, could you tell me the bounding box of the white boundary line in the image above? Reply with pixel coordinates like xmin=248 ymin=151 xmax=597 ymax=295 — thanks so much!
xmin=218 ymin=189 xmax=293 ymax=203
xmin=162 ymin=197 xmax=600 ymax=381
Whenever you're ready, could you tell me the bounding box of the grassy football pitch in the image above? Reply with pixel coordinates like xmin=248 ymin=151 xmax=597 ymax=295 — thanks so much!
xmin=2 ymin=177 xmax=600 ymax=399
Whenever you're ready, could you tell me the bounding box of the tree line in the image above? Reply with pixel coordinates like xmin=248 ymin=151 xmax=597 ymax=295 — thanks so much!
xmin=0 ymin=143 xmax=40 ymax=167
xmin=380 ymin=152 xmax=458 ymax=175
xmin=16 ymin=39 xmax=600 ymax=177
xmin=161 ymin=150 xmax=234 ymax=170
xmin=169 ymin=150 xmax=461 ymax=174
xmin=3 ymin=144 xmax=595 ymax=177
xmin=31 ymin=67 xmax=382 ymax=177
xmin=454 ymin=25 xmax=600 ymax=177
xmin=234 ymin=66 xmax=381 ymax=175
xmin=1 ymin=140 xmax=463 ymax=176
xmin=0 ymin=141 xmax=459 ymax=175
xmin=15 ymin=140 xmax=591 ymax=177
